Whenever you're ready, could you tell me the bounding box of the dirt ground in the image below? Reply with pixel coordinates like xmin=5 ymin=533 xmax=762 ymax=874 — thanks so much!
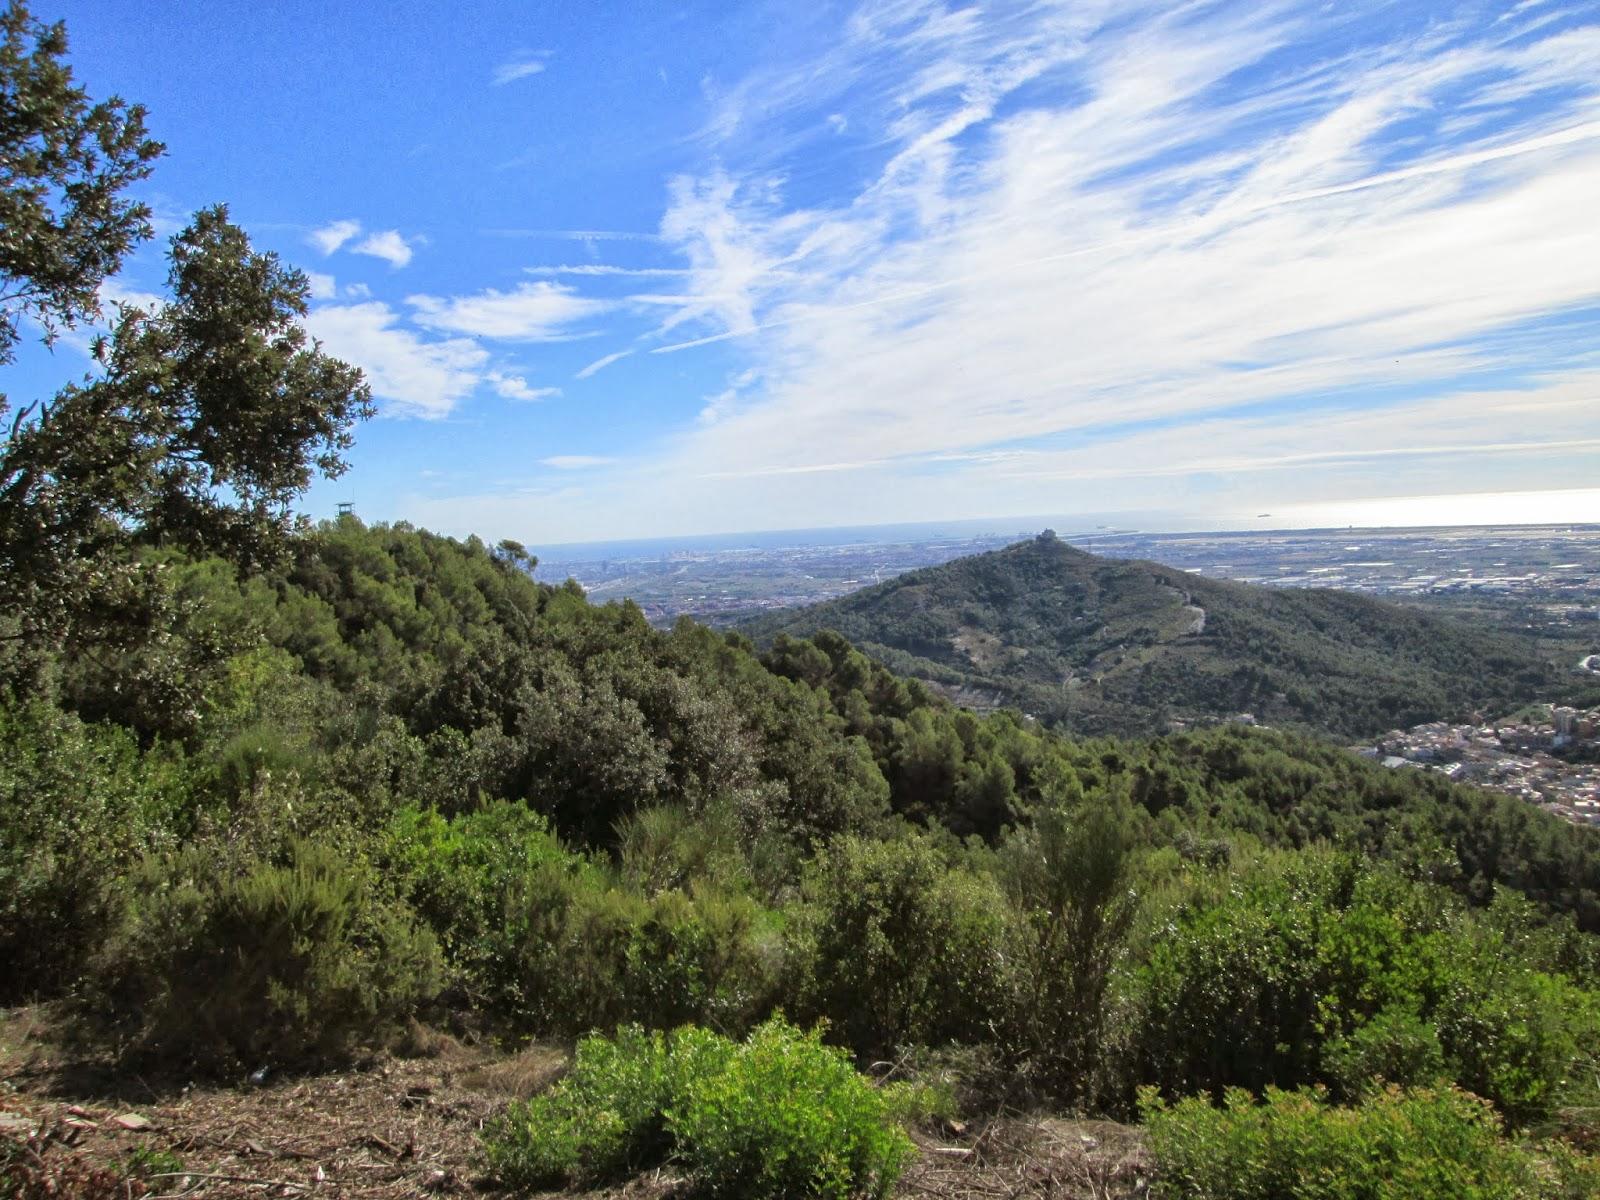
xmin=0 ymin=1007 xmax=1149 ymax=1200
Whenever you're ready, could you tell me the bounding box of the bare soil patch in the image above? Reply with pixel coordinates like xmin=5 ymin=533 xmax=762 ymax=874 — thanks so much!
xmin=2 ymin=1008 xmax=1149 ymax=1200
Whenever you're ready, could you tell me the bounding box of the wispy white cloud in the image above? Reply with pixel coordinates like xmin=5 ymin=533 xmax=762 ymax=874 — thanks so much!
xmin=360 ymin=0 xmax=1600 ymax=543
xmin=541 ymin=455 xmax=617 ymax=469
xmin=305 ymin=271 xmax=338 ymax=301
xmin=493 ymin=54 xmax=548 ymax=86
xmin=101 ymin=278 xmax=165 ymax=314
xmin=482 ymin=228 xmax=664 ymax=241
xmin=524 ymin=264 xmax=691 ymax=278
xmin=306 ymin=302 xmax=488 ymax=419
xmin=490 ymin=372 xmax=560 ymax=401
xmin=352 ymin=229 xmax=416 ymax=268
xmin=407 ymin=281 xmax=606 ymax=340
xmin=576 ymin=348 xmax=634 ymax=378
xmin=308 ymin=219 xmax=361 ymax=256
xmin=635 ymin=0 xmax=1600 ymax=512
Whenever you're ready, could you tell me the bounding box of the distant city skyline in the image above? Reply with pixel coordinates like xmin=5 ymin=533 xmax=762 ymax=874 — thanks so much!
xmin=13 ymin=0 xmax=1600 ymax=543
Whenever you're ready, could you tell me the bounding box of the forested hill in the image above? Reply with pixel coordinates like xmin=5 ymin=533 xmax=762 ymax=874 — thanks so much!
xmin=10 ymin=516 xmax=1600 ymax=1136
xmin=741 ymin=531 xmax=1558 ymax=738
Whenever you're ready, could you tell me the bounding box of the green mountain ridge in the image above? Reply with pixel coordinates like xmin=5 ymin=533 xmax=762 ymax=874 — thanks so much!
xmin=743 ymin=531 xmax=1559 ymax=738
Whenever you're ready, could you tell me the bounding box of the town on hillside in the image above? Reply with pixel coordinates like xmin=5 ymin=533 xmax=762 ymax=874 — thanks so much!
xmin=1362 ymin=706 xmax=1600 ymax=826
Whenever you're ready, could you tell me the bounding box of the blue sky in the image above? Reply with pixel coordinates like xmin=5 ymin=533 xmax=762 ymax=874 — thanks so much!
xmin=15 ymin=0 xmax=1600 ymax=543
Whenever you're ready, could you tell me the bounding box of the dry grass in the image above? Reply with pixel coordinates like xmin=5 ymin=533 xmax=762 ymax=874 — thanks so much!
xmin=0 ymin=1005 xmax=542 ymax=1199
xmin=902 ymin=1116 xmax=1151 ymax=1200
xmin=456 ymin=1044 xmax=568 ymax=1100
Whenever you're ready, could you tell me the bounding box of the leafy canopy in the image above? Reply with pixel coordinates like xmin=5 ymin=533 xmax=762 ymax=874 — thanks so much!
xmin=0 ymin=2 xmax=371 ymax=668
xmin=0 ymin=0 xmax=163 ymax=364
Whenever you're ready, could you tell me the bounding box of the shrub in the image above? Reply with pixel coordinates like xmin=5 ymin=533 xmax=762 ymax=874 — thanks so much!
xmin=1141 ymin=1084 xmax=1568 ymax=1200
xmin=787 ymin=834 xmax=1017 ymax=1057
xmin=0 ymin=700 xmax=189 ymax=1000
xmin=1125 ymin=852 xmax=1435 ymax=1100
xmin=616 ymin=803 xmax=750 ymax=896
xmin=482 ymin=1018 xmax=912 ymax=1200
xmin=389 ymin=802 xmax=778 ymax=1035
xmin=1119 ymin=850 xmax=1600 ymax=1124
xmin=95 ymin=838 xmax=441 ymax=1071
xmin=670 ymin=1019 xmax=913 ymax=1200
xmin=385 ymin=801 xmax=587 ymax=1019
xmin=481 ymin=1025 xmax=720 ymax=1188
xmin=1434 ymin=967 xmax=1600 ymax=1128
xmin=1323 ymin=1008 xmax=1448 ymax=1101
xmin=998 ymin=797 xmax=1137 ymax=1102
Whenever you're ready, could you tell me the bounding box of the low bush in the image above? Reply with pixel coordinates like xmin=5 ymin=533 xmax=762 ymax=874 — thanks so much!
xmin=1433 ymin=963 xmax=1600 ymax=1128
xmin=482 ymin=1018 xmax=912 ymax=1200
xmin=480 ymin=1024 xmax=719 ymax=1187
xmin=786 ymin=833 xmax=1017 ymax=1058
xmin=389 ymin=802 xmax=778 ymax=1035
xmin=1141 ymin=1084 xmax=1600 ymax=1200
xmin=1120 ymin=851 xmax=1600 ymax=1124
xmin=0 ymin=700 xmax=190 ymax=1001
xmin=94 ymin=838 xmax=441 ymax=1071
xmin=670 ymin=1018 xmax=913 ymax=1199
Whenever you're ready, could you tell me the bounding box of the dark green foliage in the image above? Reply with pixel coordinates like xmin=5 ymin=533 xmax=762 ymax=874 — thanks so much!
xmin=745 ymin=535 xmax=1558 ymax=739
xmin=0 ymin=0 xmax=163 ymax=362
xmin=1141 ymin=1085 xmax=1600 ymax=1200
xmin=0 ymin=699 xmax=187 ymax=1000
xmin=998 ymin=793 xmax=1138 ymax=1100
xmin=787 ymin=834 xmax=1017 ymax=1059
xmin=94 ymin=838 xmax=441 ymax=1072
xmin=263 ymin=522 xmax=892 ymax=849
xmin=1122 ymin=850 xmax=1600 ymax=1124
xmin=1124 ymin=725 xmax=1600 ymax=931
xmin=482 ymin=1019 xmax=913 ymax=1200
xmin=387 ymin=801 xmax=777 ymax=1035
xmin=0 ymin=211 xmax=371 ymax=685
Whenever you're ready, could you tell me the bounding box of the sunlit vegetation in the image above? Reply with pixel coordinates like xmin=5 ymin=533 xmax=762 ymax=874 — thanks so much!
xmin=745 ymin=531 xmax=1565 ymax=738
xmin=5 ymin=4 xmax=1600 ymax=1191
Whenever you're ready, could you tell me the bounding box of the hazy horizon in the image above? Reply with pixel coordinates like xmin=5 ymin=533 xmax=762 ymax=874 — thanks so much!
xmin=527 ymin=485 xmax=1600 ymax=563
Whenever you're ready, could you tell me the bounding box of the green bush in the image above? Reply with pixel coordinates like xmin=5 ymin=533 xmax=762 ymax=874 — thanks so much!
xmin=389 ymin=803 xmax=778 ymax=1035
xmin=1323 ymin=1008 xmax=1448 ymax=1100
xmin=670 ymin=1018 xmax=914 ymax=1200
xmin=481 ymin=1025 xmax=726 ymax=1187
xmin=1434 ymin=967 xmax=1600 ymax=1128
xmin=615 ymin=803 xmax=751 ymax=897
xmin=0 ymin=700 xmax=189 ymax=1000
xmin=1141 ymin=1084 xmax=1586 ymax=1200
xmin=385 ymin=801 xmax=588 ymax=1018
xmin=95 ymin=838 xmax=441 ymax=1071
xmin=1121 ymin=851 xmax=1600 ymax=1123
xmin=998 ymin=796 xmax=1137 ymax=1102
xmin=787 ymin=834 xmax=1017 ymax=1057
xmin=482 ymin=1018 xmax=912 ymax=1200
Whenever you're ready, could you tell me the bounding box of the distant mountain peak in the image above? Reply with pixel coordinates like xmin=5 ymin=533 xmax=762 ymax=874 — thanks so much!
xmin=742 ymin=537 xmax=1555 ymax=739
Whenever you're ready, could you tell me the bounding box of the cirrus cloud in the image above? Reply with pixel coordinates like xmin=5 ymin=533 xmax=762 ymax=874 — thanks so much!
xmin=407 ymin=281 xmax=608 ymax=340
xmin=306 ymin=301 xmax=489 ymax=419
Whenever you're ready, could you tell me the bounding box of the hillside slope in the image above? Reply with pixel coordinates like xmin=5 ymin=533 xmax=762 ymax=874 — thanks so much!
xmin=742 ymin=531 xmax=1557 ymax=738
